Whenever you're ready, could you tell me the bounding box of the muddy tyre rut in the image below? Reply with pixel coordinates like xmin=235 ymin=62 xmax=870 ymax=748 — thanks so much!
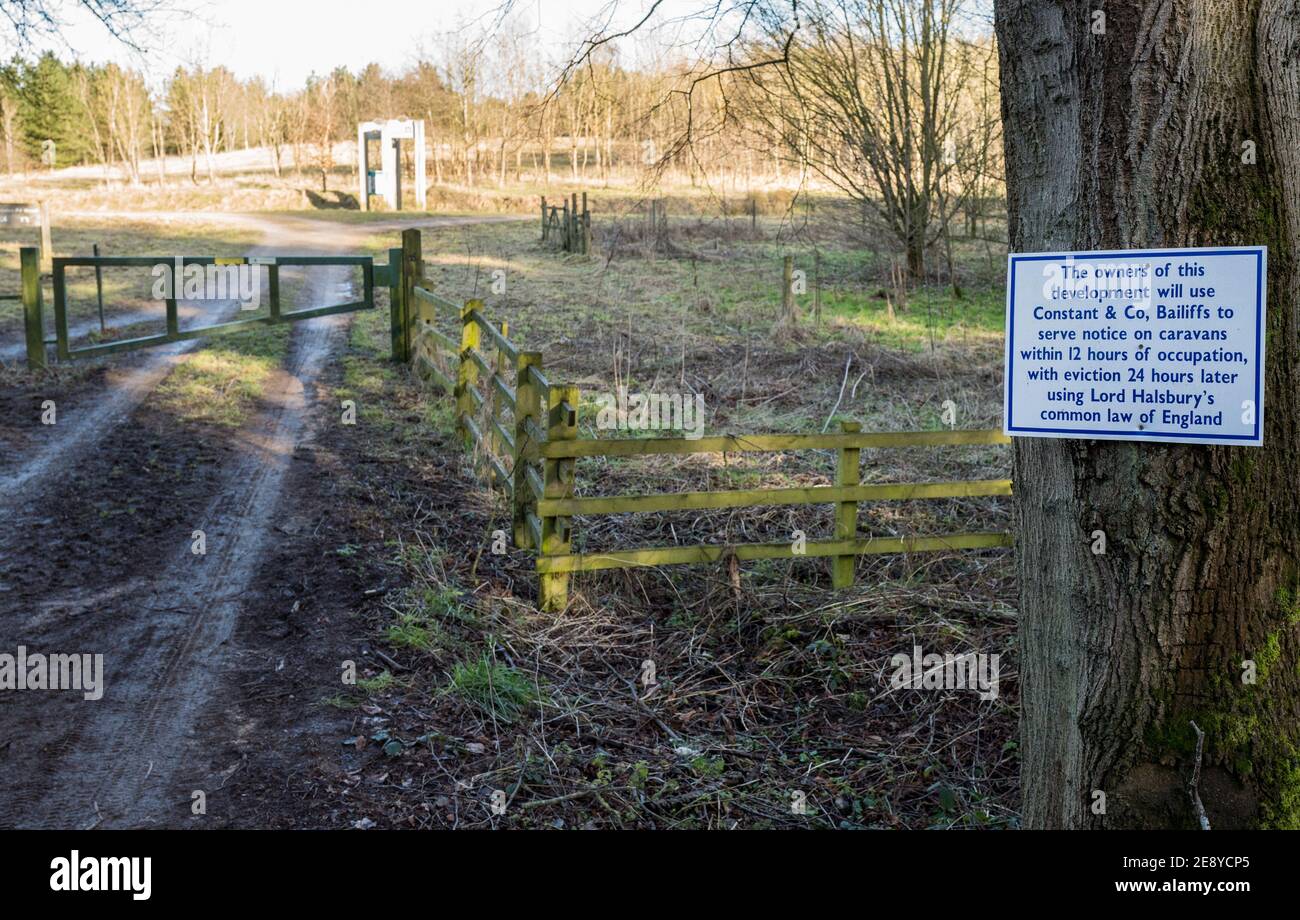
xmin=0 ymin=226 xmax=361 ymax=828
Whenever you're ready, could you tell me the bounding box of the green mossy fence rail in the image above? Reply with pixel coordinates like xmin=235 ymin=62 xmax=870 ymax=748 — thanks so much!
xmin=390 ymin=228 xmax=1013 ymax=612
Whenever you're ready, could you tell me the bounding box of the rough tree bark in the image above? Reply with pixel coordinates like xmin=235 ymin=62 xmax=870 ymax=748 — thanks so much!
xmin=997 ymin=0 xmax=1300 ymax=829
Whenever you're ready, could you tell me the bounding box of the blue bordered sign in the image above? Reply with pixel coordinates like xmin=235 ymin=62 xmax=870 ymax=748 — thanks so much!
xmin=1004 ymin=246 xmax=1266 ymax=447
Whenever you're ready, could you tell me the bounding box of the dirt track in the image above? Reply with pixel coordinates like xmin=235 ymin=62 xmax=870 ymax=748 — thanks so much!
xmin=0 ymin=213 xmax=487 ymax=828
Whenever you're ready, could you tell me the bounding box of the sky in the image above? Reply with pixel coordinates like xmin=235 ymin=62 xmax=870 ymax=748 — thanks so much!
xmin=39 ymin=0 xmax=630 ymax=89
xmin=13 ymin=1 xmax=996 ymax=89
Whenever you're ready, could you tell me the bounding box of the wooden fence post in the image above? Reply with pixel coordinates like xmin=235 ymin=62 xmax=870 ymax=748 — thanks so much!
xmin=268 ymin=262 xmax=281 ymax=322
xmin=38 ymin=200 xmax=51 ymax=273
xmin=782 ymin=254 xmax=795 ymax=325
xmin=570 ymin=193 xmax=579 ymax=252
xmin=513 ymin=351 xmax=543 ymax=548
xmin=539 ymin=383 xmax=579 ymax=611
xmin=456 ymin=299 xmax=482 ymax=450
xmin=21 ymin=246 xmax=44 ymax=370
xmin=488 ymin=319 xmax=509 ymax=484
xmin=581 ymin=192 xmax=590 ymax=255
xmin=400 ymin=229 xmax=421 ymax=362
xmin=832 ymin=420 xmax=862 ymax=588
xmin=541 ymin=196 xmax=548 ymax=241
xmin=388 ymin=246 xmax=405 ymax=362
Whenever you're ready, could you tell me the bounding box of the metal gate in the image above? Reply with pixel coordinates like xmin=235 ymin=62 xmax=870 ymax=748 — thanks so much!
xmin=17 ymin=246 xmax=396 ymax=368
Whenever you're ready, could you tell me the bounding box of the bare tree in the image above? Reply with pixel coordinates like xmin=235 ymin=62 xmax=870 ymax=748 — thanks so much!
xmin=439 ymin=28 xmax=483 ymax=186
xmin=304 ymin=71 xmax=339 ymax=192
xmin=101 ymin=63 xmax=150 ymax=183
xmin=739 ymin=0 xmax=977 ymax=277
xmin=0 ymin=61 xmax=22 ymax=173
xmin=257 ymin=85 xmax=290 ymax=179
xmin=0 ymin=0 xmax=171 ymax=50
xmin=70 ymin=64 xmax=111 ymax=181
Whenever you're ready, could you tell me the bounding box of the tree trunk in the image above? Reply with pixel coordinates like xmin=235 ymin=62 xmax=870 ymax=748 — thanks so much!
xmin=905 ymin=228 xmax=926 ymax=280
xmin=997 ymin=0 xmax=1300 ymax=829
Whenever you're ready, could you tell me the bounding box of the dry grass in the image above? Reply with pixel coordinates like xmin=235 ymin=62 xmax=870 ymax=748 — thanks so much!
xmin=331 ymin=204 xmax=1019 ymax=829
xmin=0 ymin=181 xmax=1018 ymax=827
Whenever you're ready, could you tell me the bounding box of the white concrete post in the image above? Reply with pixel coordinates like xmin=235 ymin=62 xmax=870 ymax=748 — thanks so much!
xmin=357 ymin=124 xmax=369 ymax=211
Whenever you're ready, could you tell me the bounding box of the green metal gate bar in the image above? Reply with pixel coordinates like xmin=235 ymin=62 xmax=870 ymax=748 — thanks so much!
xmin=47 ymin=253 xmax=381 ymax=361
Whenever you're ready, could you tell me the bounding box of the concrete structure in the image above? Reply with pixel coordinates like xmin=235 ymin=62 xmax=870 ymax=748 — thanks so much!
xmin=357 ymin=119 xmax=427 ymax=211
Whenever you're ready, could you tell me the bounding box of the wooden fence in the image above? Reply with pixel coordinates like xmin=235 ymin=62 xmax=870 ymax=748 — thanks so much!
xmin=540 ymin=193 xmax=591 ymax=255
xmin=390 ymin=229 xmax=1012 ymax=611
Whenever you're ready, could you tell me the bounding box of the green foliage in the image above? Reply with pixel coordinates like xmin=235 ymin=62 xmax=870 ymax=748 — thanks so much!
xmin=386 ymin=612 xmax=436 ymax=651
xmin=447 ymin=655 xmax=543 ymax=723
xmin=419 ymin=585 xmax=477 ymax=626
xmin=689 ymin=755 xmax=726 ymax=778
xmin=19 ymin=53 xmax=86 ymax=166
xmin=0 ymin=53 xmax=160 ymax=171
xmin=357 ymin=671 xmax=396 ymax=693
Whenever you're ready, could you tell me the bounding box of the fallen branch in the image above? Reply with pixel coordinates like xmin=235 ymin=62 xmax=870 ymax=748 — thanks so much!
xmin=821 ymin=354 xmax=854 ymax=432
xmin=1187 ymin=720 xmax=1211 ymax=830
xmin=519 ymin=786 xmax=633 ymax=810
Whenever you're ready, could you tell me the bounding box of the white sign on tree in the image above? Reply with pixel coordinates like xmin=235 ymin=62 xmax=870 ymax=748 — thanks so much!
xmin=1004 ymin=246 xmax=1266 ymax=446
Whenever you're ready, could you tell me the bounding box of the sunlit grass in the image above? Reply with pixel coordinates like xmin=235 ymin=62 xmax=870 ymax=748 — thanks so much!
xmin=154 ymin=325 xmax=288 ymax=427
xmin=822 ymin=285 xmax=1005 ymax=351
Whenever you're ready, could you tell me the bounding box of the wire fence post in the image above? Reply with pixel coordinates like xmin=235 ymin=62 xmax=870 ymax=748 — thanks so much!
xmin=782 ymin=254 xmax=796 ymax=325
